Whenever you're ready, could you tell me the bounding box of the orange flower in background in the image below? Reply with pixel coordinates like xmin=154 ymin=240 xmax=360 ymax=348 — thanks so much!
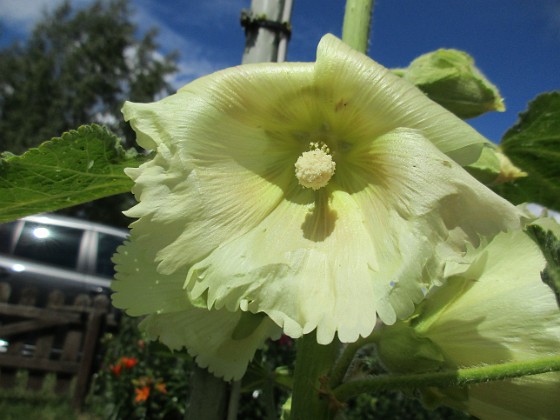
xmin=110 ymin=363 xmax=122 ymax=376
xmin=120 ymin=356 xmax=138 ymax=369
xmin=110 ymin=356 xmax=138 ymax=376
xmin=134 ymin=386 xmax=150 ymax=403
xmin=155 ymin=382 xmax=167 ymax=394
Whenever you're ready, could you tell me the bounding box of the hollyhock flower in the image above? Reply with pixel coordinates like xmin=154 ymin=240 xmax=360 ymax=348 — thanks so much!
xmin=377 ymin=227 xmax=560 ymax=419
xmin=112 ymin=34 xmax=521 ymax=379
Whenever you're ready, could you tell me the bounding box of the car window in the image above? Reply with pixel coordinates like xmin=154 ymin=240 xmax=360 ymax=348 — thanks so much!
xmin=0 ymin=221 xmax=17 ymax=253
xmin=13 ymin=222 xmax=83 ymax=270
xmin=96 ymin=232 xmax=124 ymax=278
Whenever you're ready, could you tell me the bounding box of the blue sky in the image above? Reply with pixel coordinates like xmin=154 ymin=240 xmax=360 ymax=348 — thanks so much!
xmin=1 ymin=0 xmax=559 ymax=143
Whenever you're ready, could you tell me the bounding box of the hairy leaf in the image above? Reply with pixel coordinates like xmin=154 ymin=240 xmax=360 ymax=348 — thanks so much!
xmin=0 ymin=124 xmax=148 ymax=223
xmin=526 ymin=221 xmax=560 ymax=307
xmin=494 ymin=92 xmax=560 ymax=210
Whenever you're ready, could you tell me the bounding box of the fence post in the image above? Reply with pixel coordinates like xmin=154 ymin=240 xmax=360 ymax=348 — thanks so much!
xmin=72 ymin=294 xmax=109 ymax=410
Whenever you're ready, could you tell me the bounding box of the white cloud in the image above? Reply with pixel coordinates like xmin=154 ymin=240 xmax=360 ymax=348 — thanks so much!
xmin=132 ymin=0 xmax=238 ymax=87
xmin=0 ymin=0 xmax=90 ymax=31
xmin=0 ymin=0 xmax=53 ymax=26
xmin=0 ymin=0 xmax=235 ymax=86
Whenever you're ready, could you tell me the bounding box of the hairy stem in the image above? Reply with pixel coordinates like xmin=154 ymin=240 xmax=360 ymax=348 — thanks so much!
xmin=329 ymin=330 xmax=381 ymax=388
xmin=333 ymin=354 xmax=560 ymax=402
xmin=290 ymin=332 xmax=340 ymax=419
xmin=342 ymin=0 xmax=375 ymax=54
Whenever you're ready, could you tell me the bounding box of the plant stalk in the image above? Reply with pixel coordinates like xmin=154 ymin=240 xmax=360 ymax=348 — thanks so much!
xmin=333 ymin=354 xmax=560 ymax=402
xmin=290 ymin=332 xmax=340 ymax=419
xmin=329 ymin=330 xmax=381 ymax=388
xmin=342 ymin=0 xmax=375 ymax=54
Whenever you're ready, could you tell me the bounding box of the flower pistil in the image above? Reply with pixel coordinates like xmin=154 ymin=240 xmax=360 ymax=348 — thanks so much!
xmin=295 ymin=142 xmax=336 ymax=190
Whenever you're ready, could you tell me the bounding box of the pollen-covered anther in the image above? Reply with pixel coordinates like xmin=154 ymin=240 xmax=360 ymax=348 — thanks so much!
xmin=294 ymin=147 xmax=336 ymax=190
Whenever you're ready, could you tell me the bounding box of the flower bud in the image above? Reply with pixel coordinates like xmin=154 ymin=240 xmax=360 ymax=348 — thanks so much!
xmin=465 ymin=147 xmax=527 ymax=185
xmin=375 ymin=322 xmax=446 ymax=374
xmin=396 ymin=49 xmax=505 ymax=119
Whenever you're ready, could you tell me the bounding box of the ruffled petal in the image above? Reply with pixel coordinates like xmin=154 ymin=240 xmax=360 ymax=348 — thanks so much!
xmin=140 ymin=309 xmax=282 ymax=381
xmin=112 ymin=233 xmax=190 ymax=316
xmin=112 ymin=233 xmax=282 ymax=380
xmin=122 ymin=83 xmax=302 ymax=273
xmin=186 ymin=185 xmax=380 ymax=345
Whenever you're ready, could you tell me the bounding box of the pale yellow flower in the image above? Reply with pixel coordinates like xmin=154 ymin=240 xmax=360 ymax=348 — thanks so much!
xmin=112 ymin=34 xmax=521 ymax=378
xmin=377 ymin=227 xmax=560 ymax=419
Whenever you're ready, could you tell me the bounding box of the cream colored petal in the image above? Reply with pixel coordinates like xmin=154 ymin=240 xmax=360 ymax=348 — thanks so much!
xmin=421 ymin=229 xmax=560 ymax=420
xmin=122 ymin=86 xmax=306 ymax=273
xmin=378 ymin=228 xmax=560 ymax=419
xmin=314 ymin=34 xmax=492 ymax=166
xmin=140 ymin=309 xmax=282 ymax=381
xmin=112 ymin=233 xmax=282 ymax=381
xmin=427 ymin=229 xmax=558 ymax=365
xmin=111 ymin=234 xmax=190 ymax=316
xmin=186 ymin=184 xmax=380 ymax=345
xmin=466 ymin=374 xmax=560 ymax=420
xmin=346 ymin=128 xmax=521 ymax=248
xmin=185 ymin=129 xmax=520 ymax=345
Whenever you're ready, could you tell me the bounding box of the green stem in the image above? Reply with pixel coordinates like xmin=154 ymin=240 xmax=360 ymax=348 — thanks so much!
xmin=185 ymin=366 xmax=229 ymax=419
xmin=226 ymin=380 xmax=241 ymax=420
xmin=333 ymin=354 xmax=560 ymax=402
xmin=290 ymin=332 xmax=340 ymax=419
xmin=342 ymin=0 xmax=375 ymax=54
xmin=263 ymin=372 xmax=277 ymax=420
xmin=329 ymin=330 xmax=380 ymax=388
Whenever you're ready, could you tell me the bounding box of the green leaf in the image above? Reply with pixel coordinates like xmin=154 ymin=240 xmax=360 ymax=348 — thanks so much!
xmin=493 ymin=92 xmax=560 ymax=211
xmin=0 ymin=124 xmax=148 ymax=223
xmin=526 ymin=220 xmax=560 ymax=307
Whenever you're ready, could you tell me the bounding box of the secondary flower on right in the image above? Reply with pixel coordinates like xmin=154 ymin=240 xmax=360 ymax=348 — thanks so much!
xmin=376 ymin=226 xmax=560 ymax=420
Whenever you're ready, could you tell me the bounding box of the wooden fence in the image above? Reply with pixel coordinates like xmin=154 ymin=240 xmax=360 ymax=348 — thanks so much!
xmin=0 ymin=281 xmax=118 ymax=409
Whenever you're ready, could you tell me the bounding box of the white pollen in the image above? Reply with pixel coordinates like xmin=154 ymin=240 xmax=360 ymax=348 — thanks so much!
xmin=295 ymin=149 xmax=336 ymax=190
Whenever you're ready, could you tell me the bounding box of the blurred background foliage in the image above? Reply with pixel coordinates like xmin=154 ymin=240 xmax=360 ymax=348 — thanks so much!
xmin=0 ymin=0 xmax=178 ymax=154
xmin=87 ymin=315 xmax=473 ymax=419
xmin=0 ymin=0 xmax=177 ymax=226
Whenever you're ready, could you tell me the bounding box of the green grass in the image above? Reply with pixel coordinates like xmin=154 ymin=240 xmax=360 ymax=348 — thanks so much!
xmin=0 ymin=370 xmax=98 ymax=420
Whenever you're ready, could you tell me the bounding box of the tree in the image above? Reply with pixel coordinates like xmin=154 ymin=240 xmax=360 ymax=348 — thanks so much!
xmin=0 ymin=0 xmax=178 ymax=154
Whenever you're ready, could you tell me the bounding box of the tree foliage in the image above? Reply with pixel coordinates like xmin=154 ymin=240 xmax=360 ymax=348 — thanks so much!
xmin=0 ymin=0 xmax=178 ymax=154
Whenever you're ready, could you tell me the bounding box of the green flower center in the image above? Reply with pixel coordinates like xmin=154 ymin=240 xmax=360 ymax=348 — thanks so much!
xmin=294 ymin=142 xmax=336 ymax=190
